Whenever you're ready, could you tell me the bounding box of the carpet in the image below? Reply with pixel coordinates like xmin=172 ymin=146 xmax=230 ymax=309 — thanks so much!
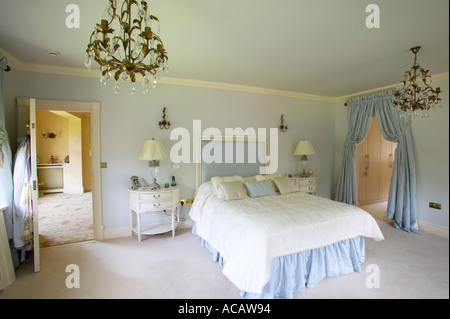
xmin=37 ymin=192 xmax=94 ymax=247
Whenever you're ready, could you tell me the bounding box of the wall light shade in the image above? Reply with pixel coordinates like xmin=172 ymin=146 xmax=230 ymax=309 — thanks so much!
xmin=139 ymin=139 xmax=168 ymax=189
xmin=139 ymin=139 xmax=168 ymax=161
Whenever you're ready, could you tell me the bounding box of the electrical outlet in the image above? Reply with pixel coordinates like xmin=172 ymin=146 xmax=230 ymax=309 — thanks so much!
xmin=429 ymin=202 xmax=441 ymax=210
xmin=180 ymin=198 xmax=194 ymax=205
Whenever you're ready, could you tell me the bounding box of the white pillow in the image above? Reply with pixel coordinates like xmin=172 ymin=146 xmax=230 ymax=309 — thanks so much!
xmin=272 ymin=176 xmax=298 ymax=195
xmin=211 ymin=176 xmax=244 ymax=200
xmin=255 ymin=173 xmax=283 ymax=181
xmin=218 ymin=181 xmax=249 ymax=201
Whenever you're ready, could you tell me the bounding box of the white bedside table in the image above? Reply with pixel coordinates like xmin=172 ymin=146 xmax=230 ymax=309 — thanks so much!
xmin=290 ymin=176 xmax=318 ymax=195
xmin=128 ymin=186 xmax=181 ymax=242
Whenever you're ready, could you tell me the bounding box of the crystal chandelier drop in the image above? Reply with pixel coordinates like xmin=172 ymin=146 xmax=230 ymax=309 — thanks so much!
xmin=85 ymin=0 xmax=168 ymax=94
xmin=393 ymin=46 xmax=443 ymax=117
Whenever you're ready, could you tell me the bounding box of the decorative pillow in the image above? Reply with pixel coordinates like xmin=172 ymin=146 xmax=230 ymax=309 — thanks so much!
xmin=272 ymin=176 xmax=298 ymax=195
xmin=211 ymin=176 xmax=244 ymax=200
xmin=255 ymin=173 xmax=283 ymax=192
xmin=244 ymin=180 xmax=277 ymax=198
xmin=218 ymin=181 xmax=248 ymax=201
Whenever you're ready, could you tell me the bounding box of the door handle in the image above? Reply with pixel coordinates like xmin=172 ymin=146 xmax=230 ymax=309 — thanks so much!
xmin=365 ymin=154 xmax=370 ymax=170
xmin=388 ymin=154 xmax=394 ymax=168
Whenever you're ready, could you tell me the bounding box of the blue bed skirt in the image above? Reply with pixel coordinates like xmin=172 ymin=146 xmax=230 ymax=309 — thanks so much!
xmin=192 ymin=222 xmax=366 ymax=299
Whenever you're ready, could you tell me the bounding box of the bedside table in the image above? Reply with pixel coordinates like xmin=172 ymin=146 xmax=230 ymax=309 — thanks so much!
xmin=128 ymin=186 xmax=181 ymax=242
xmin=290 ymin=176 xmax=318 ymax=195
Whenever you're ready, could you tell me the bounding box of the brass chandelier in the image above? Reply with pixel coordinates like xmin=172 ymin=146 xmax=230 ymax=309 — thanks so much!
xmin=85 ymin=0 xmax=168 ymax=94
xmin=393 ymin=46 xmax=443 ymax=117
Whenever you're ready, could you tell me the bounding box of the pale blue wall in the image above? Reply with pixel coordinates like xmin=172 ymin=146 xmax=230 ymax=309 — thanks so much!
xmin=7 ymin=71 xmax=335 ymax=229
xmin=5 ymin=70 xmax=448 ymax=230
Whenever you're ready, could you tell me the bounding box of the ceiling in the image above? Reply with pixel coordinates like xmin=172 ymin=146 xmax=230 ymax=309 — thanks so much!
xmin=0 ymin=0 xmax=448 ymax=98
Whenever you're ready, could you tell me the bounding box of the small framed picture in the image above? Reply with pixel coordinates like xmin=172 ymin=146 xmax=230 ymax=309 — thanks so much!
xmin=130 ymin=176 xmax=141 ymax=190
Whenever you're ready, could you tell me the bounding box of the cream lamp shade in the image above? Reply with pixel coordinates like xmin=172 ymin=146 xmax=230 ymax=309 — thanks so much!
xmin=294 ymin=140 xmax=315 ymax=157
xmin=294 ymin=139 xmax=315 ymax=177
xmin=139 ymin=139 xmax=169 ymax=161
xmin=139 ymin=139 xmax=168 ymax=189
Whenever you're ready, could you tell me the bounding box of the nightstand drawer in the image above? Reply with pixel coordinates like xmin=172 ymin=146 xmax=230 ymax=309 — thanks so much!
xmin=140 ymin=199 xmax=173 ymax=210
xmin=297 ymin=177 xmax=317 ymax=185
xmin=139 ymin=191 xmax=173 ymax=202
xmin=299 ymin=185 xmax=317 ymax=193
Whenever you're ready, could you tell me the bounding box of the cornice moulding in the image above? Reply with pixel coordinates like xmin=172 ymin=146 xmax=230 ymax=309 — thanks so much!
xmin=2 ymin=47 xmax=448 ymax=104
xmin=336 ymin=72 xmax=449 ymax=103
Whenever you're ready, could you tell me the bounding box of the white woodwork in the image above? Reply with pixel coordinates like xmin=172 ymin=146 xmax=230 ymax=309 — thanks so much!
xmin=128 ymin=186 xmax=181 ymax=242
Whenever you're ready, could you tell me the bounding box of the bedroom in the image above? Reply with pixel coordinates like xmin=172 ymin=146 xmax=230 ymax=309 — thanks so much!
xmin=0 ymin=0 xmax=448 ymax=299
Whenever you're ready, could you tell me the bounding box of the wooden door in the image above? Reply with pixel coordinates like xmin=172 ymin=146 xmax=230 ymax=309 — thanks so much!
xmin=29 ymin=99 xmax=40 ymax=272
xmin=357 ymin=117 xmax=397 ymax=206
xmin=16 ymin=98 xmax=40 ymax=272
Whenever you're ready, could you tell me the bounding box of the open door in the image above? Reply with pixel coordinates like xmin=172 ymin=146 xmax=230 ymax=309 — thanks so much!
xmin=29 ymin=98 xmax=40 ymax=272
xmin=16 ymin=98 xmax=40 ymax=272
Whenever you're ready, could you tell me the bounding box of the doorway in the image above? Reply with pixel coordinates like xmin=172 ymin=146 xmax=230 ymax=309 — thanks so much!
xmin=357 ymin=117 xmax=397 ymax=206
xmin=16 ymin=98 xmax=103 ymax=271
xmin=36 ymin=110 xmax=93 ymax=247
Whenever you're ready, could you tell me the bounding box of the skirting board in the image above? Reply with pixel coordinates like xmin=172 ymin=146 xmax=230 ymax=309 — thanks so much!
xmin=103 ymin=219 xmax=194 ymax=240
xmin=418 ymin=220 xmax=449 ymax=239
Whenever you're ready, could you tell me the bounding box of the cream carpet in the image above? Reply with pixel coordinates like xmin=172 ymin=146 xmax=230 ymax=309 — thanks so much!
xmin=1 ymin=202 xmax=448 ymax=299
xmin=38 ymin=192 xmax=94 ymax=247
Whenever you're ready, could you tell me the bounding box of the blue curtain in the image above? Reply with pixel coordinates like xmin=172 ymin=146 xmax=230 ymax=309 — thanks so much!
xmin=335 ymin=94 xmax=376 ymax=205
xmin=0 ymin=54 xmax=14 ymax=240
xmin=335 ymin=90 xmax=419 ymax=233
xmin=374 ymin=98 xmax=418 ymax=233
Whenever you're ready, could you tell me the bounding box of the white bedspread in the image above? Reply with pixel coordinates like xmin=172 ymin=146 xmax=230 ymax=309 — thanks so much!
xmin=189 ymin=182 xmax=384 ymax=294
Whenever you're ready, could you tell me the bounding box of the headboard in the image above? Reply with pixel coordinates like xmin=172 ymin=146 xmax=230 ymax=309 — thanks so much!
xmin=195 ymin=135 xmax=270 ymax=188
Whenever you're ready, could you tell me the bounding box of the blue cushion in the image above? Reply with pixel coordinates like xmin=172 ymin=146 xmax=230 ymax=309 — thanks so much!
xmin=244 ymin=180 xmax=277 ymax=198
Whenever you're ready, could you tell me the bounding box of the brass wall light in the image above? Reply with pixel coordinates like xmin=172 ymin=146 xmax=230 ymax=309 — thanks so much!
xmin=279 ymin=114 xmax=288 ymax=132
xmin=159 ymin=107 xmax=171 ymax=130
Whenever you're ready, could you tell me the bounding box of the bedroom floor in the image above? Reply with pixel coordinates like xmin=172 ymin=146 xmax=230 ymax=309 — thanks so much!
xmin=1 ymin=202 xmax=448 ymax=299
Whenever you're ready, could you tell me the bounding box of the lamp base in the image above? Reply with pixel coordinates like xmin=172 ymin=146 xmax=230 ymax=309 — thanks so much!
xmin=298 ymin=169 xmax=309 ymax=178
xmin=148 ymin=178 xmax=161 ymax=190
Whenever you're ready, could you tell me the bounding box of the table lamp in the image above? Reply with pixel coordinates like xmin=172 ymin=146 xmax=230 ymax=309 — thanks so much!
xmin=294 ymin=139 xmax=315 ymax=177
xmin=139 ymin=138 xmax=168 ymax=189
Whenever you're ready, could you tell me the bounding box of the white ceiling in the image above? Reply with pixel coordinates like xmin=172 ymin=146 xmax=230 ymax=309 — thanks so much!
xmin=0 ymin=0 xmax=448 ymax=98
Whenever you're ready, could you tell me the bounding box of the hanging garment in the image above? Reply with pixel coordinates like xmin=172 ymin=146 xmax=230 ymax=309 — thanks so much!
xmin=13 ymin=135 xmax=32 ymax=249
xmin=0 ymin=53 xmax=14 ymax=240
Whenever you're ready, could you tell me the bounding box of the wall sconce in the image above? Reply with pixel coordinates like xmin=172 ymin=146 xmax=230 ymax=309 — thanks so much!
xmin=159 ymin=107 xmax=171 ymax=130
xmin=42 ymin=132 xmax=57 ymax=139
xmin=279 ymin=114 xmax=288 ymax=132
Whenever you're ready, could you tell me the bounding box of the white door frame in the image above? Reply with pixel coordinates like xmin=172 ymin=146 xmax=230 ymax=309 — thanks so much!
xmin=17 ymin=98 xmax=103 ymax=242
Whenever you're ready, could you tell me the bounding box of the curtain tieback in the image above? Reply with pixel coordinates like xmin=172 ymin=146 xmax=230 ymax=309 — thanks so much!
xmin=397 ymin=117 xmax=412 ymax=142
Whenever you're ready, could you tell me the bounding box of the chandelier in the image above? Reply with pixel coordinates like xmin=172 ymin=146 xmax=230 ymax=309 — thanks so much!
xmin=85 ymin=0 xmax=168 ymax=94
xmin=393 ymin=46 xmax=443 ymax=117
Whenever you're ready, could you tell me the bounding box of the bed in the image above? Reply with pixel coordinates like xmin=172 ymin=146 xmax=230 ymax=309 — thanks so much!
xmin=189 ymin=174 xmax=384 ymax=299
